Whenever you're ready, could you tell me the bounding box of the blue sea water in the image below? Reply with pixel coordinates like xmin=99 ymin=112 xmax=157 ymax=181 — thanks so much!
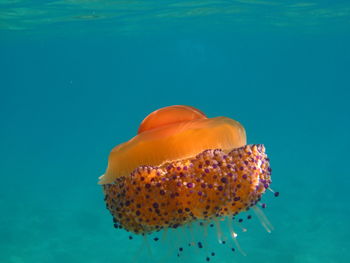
xmin=1 ymin=1 xmax=350 ymax=263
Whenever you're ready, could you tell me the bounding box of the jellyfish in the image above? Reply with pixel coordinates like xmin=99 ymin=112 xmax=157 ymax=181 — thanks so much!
xmin=100 ymin=105 xmax=278 ymax=260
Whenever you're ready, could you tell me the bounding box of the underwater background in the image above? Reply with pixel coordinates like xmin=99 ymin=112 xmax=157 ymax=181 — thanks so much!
xmin=1 ymin=1 xmax=349 ymax=263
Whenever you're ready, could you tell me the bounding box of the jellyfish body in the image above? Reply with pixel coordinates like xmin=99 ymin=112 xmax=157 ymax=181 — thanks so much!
xmin=101 ymin=105 xmax=272 ymax=236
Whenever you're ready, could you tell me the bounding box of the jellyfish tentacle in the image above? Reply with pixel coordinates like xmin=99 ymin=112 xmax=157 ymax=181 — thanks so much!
xmin=226 ymin=218 xmax=247 ymax=256
xmin=252 ymin=205 xmax=274 ymax=233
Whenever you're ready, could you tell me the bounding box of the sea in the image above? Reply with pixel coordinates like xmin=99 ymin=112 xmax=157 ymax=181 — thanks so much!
xmin=0 ymin=1 xmax=349 ymax=263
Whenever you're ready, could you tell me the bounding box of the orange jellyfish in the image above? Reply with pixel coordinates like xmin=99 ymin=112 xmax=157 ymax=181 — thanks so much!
xmin=100 ymin=105 xmax=278 ymax=260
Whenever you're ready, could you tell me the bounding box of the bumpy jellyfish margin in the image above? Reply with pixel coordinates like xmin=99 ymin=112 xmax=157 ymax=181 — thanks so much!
xmin=103 ymin=144 xmax=271 ymax=235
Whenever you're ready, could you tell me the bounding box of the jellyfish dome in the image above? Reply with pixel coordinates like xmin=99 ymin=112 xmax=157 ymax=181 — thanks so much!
xmin=100 ymin=105 xmax=276 ymax=258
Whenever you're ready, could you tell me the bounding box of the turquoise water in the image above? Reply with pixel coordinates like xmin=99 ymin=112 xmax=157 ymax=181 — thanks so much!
xmin=1 ymin=1 xmax=349 ymax=263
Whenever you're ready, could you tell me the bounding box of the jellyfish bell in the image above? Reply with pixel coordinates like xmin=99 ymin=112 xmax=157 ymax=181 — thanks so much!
xmin=137 ymin=105 xmax=208 ymax=134
xmin=101 ymin=105 xmax=277 ymax=260
xmin=99 ymin=105 xmax=246 ymax=184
